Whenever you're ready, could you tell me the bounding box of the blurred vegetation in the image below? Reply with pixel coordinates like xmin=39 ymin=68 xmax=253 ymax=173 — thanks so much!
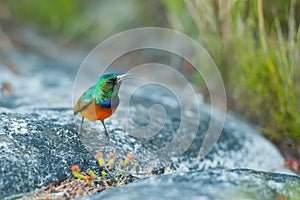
xmin=0 ymin=0 xmax=299 ymax=144
xmin=164 ymin=0 xmax=300 ymax=144
xmin=0 ymin=0 xmax=167 ymax=43
xmin=0 ymin=0 xmax=83 ymax=35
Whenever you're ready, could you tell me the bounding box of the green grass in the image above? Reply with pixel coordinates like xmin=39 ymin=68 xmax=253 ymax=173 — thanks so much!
xmin=163 ymin=0 xmax=300 ymax=143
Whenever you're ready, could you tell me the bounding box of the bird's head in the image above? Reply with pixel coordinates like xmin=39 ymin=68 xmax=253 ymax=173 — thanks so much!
xmin=95 ymin=73 xmax=132 ymax=98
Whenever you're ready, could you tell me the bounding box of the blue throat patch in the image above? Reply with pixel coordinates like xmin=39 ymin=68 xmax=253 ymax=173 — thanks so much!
xmin=99 ymin=99 xmax=112 ymax=108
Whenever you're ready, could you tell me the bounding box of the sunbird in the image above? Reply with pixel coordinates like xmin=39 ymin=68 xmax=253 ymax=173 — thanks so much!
xmin=74 ymin=73 xmax=132 ymax=138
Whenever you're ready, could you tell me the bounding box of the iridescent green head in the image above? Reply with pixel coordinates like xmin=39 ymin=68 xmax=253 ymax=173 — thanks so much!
xmin=94 ymin=73 xmax=131 ymax=104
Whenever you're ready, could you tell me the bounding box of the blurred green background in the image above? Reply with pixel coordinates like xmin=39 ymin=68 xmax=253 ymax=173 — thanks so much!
xmin=0 ymin=0 xmax=299 ymax=144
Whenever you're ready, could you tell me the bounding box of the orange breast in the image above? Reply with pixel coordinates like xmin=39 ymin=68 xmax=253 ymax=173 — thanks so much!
xmin=80 ymin=102 xmax=116 ymax=121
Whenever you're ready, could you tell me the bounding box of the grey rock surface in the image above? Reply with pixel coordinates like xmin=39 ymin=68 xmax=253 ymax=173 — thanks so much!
xmin=0 ymin=109 xmax=96 ymax=198
xmin=80 ymin=169 xmax=300 ymax=200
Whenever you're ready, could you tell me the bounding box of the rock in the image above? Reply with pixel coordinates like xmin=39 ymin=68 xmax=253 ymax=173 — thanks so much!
xmin=0 ymin=108 xmax=98 ymax=199
xmin=113 ymin=86 xmax=284 ymax=171
xmin=175 ymin=104 xmax=285 ymax=171
xmin=80 ymin=169 xmax=300 ymax=200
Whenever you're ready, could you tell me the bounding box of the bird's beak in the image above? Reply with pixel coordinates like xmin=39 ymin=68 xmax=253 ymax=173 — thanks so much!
xmin=117 ymin=74 xmax=133 ymax=83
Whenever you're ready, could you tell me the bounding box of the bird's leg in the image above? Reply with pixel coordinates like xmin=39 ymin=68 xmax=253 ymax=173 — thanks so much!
xmin=79 ymin=117 xmax=84 ymax=133
xmin=101 ymin=120 xmax=109 ymax=139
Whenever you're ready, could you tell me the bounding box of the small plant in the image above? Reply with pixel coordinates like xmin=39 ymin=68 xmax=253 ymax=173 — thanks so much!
xmin=71 ymin=152 xmax=139 ymax=187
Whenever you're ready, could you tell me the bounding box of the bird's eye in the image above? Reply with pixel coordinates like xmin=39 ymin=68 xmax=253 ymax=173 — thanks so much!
xmin=106 ymin=79 xmax=115 ymax=84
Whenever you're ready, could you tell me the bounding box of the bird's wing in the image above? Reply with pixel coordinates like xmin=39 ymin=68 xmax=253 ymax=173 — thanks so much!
xmin=73 ymin=86 xmax=95 ymax=115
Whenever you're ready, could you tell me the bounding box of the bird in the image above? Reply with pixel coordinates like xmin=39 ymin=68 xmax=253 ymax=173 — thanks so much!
xmin=74 ymin=73 xmax=132 ymax=138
